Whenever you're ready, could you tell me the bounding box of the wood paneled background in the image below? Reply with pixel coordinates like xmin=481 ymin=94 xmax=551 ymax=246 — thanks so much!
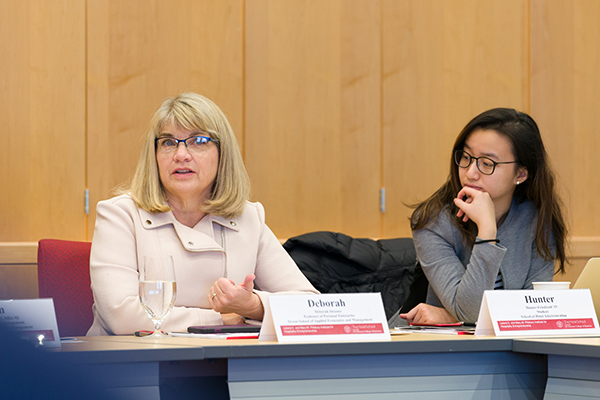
xmin=0 ymin=0 xmax=86 ymax=242
xmin=2 ymin=0 xmax=600 ymax=294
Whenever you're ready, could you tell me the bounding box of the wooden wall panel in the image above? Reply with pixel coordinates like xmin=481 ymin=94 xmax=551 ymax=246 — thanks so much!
xmin=1 ymin=0 xmax=599 ymax=286
xmin=0 ymin=0 xmax=86 ymax=241
xmin=86 ymin=0 xmax=244 ymax=239
xmin=0 ymin=243 xmax=38 ymax=300
xmin=382 ymin=0 xmax=529 ymax=238
xmin=245 ymin=0 xmax=382 ymax=239
xmin=531 ymin=0 xmax=600 ymax=239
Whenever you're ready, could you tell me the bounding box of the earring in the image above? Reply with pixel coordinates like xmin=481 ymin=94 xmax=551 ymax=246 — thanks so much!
xmin=516 ymin=181 xmax=520 ymax=185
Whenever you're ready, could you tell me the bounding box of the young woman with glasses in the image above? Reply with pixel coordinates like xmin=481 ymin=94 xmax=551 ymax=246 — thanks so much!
xmin=87 ymin=93 xmax=317 ymax=335
xmin=400 ymin=108 xmax=568 ymax=324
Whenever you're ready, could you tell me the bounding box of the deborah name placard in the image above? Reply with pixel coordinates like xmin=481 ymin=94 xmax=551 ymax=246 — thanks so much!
xmin=261 ymin=293 xmax=390 ymax=343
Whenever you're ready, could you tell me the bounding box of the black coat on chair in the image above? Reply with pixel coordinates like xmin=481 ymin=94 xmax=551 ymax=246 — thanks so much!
xmin=283 ymin=231 xmax=427 ymax=320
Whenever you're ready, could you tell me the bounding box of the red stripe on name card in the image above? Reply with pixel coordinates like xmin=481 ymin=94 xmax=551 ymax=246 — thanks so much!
xmin=280 ymin=323 xmax=385 ymax=336
xmin=497 ymin=319 xmax=595 ymax=331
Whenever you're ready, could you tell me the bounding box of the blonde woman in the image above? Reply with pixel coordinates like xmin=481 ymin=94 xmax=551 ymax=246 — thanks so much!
xmin=88 ymin=93 xmax=317 ymax=335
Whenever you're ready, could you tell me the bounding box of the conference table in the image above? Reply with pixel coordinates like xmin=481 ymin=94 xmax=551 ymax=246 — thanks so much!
xmin=48 ymin=332 xmax=600 ymax=400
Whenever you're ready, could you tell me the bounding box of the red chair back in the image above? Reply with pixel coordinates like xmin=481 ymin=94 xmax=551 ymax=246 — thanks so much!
xmin=37 ymin=239 xmax=93 ymax=337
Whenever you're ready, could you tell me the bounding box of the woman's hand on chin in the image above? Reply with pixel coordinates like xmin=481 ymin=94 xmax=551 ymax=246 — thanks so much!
xmin=399 ymin=303 xmax=458 ymax=324
xmin=454 ymin=186 xmax=497 ymax=239
xmin=208 ymin=274 xmax=264 ymax=320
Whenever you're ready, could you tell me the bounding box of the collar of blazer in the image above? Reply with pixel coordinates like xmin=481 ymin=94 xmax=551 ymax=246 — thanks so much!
xmin=137 ymin=208 xmax=240 ymax=252
xmin=137 ymin=208 xmax=240 ymax=233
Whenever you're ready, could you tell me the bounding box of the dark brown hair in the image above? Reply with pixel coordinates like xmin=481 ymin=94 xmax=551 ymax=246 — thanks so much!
xmin=410 ymin=108 xmax=568 ymax=273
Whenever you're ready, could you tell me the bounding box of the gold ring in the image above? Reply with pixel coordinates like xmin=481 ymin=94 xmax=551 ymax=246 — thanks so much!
xmin=211 ymin=293 xmax=217 ymax=299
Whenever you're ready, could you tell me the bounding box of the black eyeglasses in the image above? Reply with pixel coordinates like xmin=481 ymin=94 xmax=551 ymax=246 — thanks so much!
xmin=454 ymin=150 xmax=517 ymax=175
xmin=155 ymin=136 xmax=212 ymax=154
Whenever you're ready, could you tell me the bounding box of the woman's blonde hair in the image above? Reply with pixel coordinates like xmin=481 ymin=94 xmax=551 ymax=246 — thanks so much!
xmin=125 ymin=93 xmax=251 ymax=218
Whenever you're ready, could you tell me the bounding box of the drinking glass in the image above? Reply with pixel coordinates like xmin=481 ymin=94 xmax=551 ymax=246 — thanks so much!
xmin=139 ymin=255 xmax=177 ymax=338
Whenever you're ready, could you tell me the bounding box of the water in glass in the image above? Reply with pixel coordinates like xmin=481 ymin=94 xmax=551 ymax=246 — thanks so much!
xmin=139 ymin=255 xmax=177 ymax=338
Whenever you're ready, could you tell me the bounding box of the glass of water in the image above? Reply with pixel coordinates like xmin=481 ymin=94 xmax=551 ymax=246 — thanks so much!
xmin=139 ymin=255 xmax=177 ymax=338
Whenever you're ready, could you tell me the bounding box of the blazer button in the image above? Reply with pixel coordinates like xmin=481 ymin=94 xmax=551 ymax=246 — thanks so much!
xmin=230 ymin=221 xmax=236 ymax=226
xmin=145 ymin=220 xmax=152 ymax=225
xmin=188 ymin=241 xmax=194 ymax=247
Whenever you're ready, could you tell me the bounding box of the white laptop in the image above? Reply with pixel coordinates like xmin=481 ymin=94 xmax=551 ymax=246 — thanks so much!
xmin=573 ymin=257 xmax=600 ymax=319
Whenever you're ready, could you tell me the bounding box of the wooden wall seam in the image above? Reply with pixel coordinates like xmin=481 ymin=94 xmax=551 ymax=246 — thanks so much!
xmin=379 ymin=0 xmax=385 ymax=239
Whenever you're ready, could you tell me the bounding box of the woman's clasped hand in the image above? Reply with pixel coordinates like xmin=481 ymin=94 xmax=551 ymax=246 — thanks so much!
xmin=453 ymin=186 xmax=497 ymax=240
xmin=208 ymin=274 xmax=264 ymax=322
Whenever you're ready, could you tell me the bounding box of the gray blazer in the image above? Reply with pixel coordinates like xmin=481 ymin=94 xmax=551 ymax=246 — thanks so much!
xmin=412 ymin=199 xmax=554 ymax=322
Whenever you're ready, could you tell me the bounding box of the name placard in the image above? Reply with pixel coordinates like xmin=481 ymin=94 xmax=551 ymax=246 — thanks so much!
xmin=475 ymin=289 xmax=600 ymax=337
xmin=260 ymin=293 xmax=390 ymax=342
xmin=0 ymin=299 xmax=61 ymax=347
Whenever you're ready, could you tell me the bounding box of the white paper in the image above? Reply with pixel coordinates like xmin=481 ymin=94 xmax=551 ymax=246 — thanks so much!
xmin=475 ymin=289 xmax=600 ymax=337
xmin=474 ymin=294 xmax=495 ymax=336
xmin=0 ymin=298 xmax=61 ymax=347
xmin=258 ymin=296 xmax=277 ymax=341
xmin=266 ymin=293 xmax=390 ymax=343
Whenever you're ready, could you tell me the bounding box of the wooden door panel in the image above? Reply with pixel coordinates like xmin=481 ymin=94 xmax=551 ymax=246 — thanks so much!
xmin=86 ymin=0 xmax=244 ymax=239
xmin=382 ymin=0 xmax=529 ymax=238
xmin=245 ymin=0 xmax=381 ymax=239
xmin=0 ymin=0 xmax=86 ymax=241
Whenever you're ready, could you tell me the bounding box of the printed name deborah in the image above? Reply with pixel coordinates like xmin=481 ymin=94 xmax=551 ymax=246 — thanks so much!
xmin=308 ymin=299 xmax=346 ymax=307
xmin=266 ymin=293 xmax=391 ymax=342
